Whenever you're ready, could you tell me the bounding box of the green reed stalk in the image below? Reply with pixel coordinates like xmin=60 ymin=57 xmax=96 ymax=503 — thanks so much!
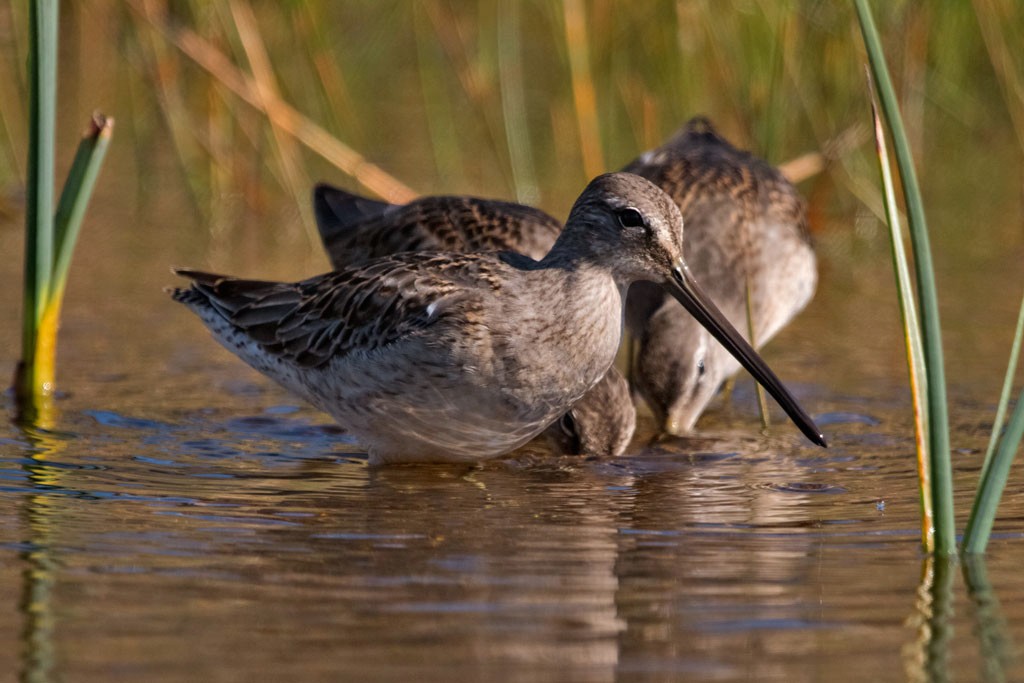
xmin=497 ymin=0 xmax=540 ymax=205
xmin=963 ymin=387 xmax=1024 ymax=554
xmin=854 ymin=0 xmax=956 ymax=555
xmin=16 ymin=0 xmax=113 ymax=424
xmin=962 ymin=553 xmax=1014 ymax=679
xmin=963 ymin=289 xmax=1024 ymax=553
xmin=978 ymin=290 xmax=1024 ymax=477
xmin=869 ymin=88 xmax=934 ymax=551
xmin=561 ymin=0 xmax=604 ymax=179
xmin=745 ymin=279 xmax=771 ymax=429
xmin=18 ymin=0 xmax=59 ymax=407
xmin=51 ymin=115 xmax=114 ymax=305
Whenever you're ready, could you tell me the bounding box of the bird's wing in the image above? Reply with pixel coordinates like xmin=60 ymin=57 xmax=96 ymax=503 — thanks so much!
xmin=172 ymin=253 xmax=495 ymax=368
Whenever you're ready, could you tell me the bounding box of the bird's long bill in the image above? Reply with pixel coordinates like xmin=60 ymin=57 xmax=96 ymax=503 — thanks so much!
xmin=666 ymin=262 xmax=827 ymax=447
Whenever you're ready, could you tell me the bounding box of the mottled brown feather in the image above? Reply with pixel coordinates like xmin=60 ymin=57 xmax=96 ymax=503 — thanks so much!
xmin=313 ymin=184 xmax=562 ymax=267
xmin=174 ymin=253 xmax=501 ymax=368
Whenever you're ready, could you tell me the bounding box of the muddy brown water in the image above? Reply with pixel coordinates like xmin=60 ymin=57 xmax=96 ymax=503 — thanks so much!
xmin=2 ymin=184 xmax=1023 ymax=681
xmin=2 ymin=5 xmax=1024 ymax=680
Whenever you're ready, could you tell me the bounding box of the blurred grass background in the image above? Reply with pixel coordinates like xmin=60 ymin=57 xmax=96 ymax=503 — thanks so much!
xmin=0 ymin=0 xmax=1021 ymax=409
xmin=0 ymin=0 xmax=1019 ymax=247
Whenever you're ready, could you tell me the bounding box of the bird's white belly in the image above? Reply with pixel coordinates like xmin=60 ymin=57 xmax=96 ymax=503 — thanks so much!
xmin=308 ymin=341 xmax=584 ymax=464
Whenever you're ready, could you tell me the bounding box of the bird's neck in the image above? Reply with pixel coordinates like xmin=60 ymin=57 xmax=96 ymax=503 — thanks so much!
xmin=537 ymin=225 xmax=606 ymax=272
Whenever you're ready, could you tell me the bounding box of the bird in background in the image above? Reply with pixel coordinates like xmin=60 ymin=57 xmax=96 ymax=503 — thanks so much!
xmin=622 ymin=118 xmax=816 ymax=434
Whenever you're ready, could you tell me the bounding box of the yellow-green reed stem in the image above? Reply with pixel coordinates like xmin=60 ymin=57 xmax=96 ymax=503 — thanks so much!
xmin=497 ymin=0 xmax=540 ymax=205
xmin=51 ymin=115 xmax=114 ymax=306
xmin=979 ymin=289 xmax=1024 ymax=478
xmin=19 ymin=0 xmax=59 ymax=406
xmin=745 ymin=279 xmax=770 ymax=429
xmin=964 ymin=294 xmax=1024 ymax=553
xmin=963 ymin=386 xmax=1024 ymax=554
xmin=855 ymin=0 xmax=955 ymax=555
xmin=961 ymin=554 xmax=1014 ymax=679
xmin=870 ymin=86 xmax=933 ymax=551
xmin=18 ymin=115 xmax=112 ymax=426
xmin=17 ymin=0 xmax=112 ymax=425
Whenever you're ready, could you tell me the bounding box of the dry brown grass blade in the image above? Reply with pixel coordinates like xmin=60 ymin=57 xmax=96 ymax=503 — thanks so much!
xmin=126 ymin=0 xmax=417 ymax=203
xmin=971 ymin=0 xmax=1024 ymax=151
xmin=777 ymin=151 xmax=824 ymax=185
xmin=778 ymin=123 xmax=868 ymax=184
xmin=298 ymin=2 xmax=365 ymax=148
xmin=420 ymin=2 xmax=512 ymax=191
xmin=136 ymin=0 xmax=212 ymax=212
xmin=228 ymin=0 xmax=316 ymax=239
xmin=561 ymin=0 xmax=604 ymax=179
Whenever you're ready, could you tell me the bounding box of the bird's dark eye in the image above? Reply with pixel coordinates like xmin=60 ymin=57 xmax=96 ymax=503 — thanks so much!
xmin=697 ymin=358 xmax=706 ymax=377
xmin=616 ymin=207 xmax=645 ymax=229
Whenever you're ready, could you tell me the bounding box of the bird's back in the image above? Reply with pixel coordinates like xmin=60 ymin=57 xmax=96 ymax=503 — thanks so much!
xmin=313 ymin=184 xmax=562 ymax=268
xmin=624 ymin=117 xmax=815 ymax=341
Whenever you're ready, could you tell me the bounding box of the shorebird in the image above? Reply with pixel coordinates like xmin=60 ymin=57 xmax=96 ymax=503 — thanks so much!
xmin=313 ymin=117 xmax=817 ymax=438
xmin=622 ymin=118 xmax=816 ymax=434
xmin=172 ymin=173 xmax=825 ymax=465
xmin=313 ymin=184 xmax=634 ymax=457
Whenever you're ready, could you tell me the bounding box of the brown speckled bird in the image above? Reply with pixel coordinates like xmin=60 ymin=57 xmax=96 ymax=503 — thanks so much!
xmin=313 ymin=117 xmax=817 ymax=438
xmin=313 ymin=189 xmax=562 ymax=262
xmin=622 ymin=118 xmax=816 ymax=434
xmin=172 ymin=173 xmax=824 ymax=465
xmin=312 ymin=184 xmax=634 ymax=457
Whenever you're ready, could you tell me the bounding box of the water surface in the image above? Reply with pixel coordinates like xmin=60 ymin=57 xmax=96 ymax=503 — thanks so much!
xmin=2 ymin=3 xmax=1024 ymax=681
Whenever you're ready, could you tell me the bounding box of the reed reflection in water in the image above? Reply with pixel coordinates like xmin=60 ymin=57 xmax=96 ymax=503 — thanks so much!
xmin=0 ymin=406 xmax=1019 ymax=681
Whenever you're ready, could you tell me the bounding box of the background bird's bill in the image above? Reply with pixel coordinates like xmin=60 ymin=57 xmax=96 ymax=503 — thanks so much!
xmin=666 ymin=261 xmax=827 ymax=447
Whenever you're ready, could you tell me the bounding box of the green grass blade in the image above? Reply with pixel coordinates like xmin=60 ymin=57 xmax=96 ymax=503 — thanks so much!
xmin=869 ymin=84 xmax=933 ymax=551
xmin=963 ymin=386 xmax=1024 ymax=554
xmin=854 ymin=0 xmax=955 ymax=555
xmin=497 ymin=0 xmax=540 ymax=205
xmin=561 ymin=0 xmax=604 ymax=179
xmin=51 ymin=114 xmax=114 ymax=302
xmin=978 ymin=289 xmax=1024 ymax=478
xmin=18 ymin=0 xmax=59 ymax=402
xmin=745 ymin=278 xmax=771 ymax=429
xmin=963 ymin=285 xmax=1024 ymax=554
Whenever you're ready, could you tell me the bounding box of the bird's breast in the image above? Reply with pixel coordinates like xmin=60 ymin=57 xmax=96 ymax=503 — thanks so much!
xmin=477 ymin=270 xmax=624 ymax=411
